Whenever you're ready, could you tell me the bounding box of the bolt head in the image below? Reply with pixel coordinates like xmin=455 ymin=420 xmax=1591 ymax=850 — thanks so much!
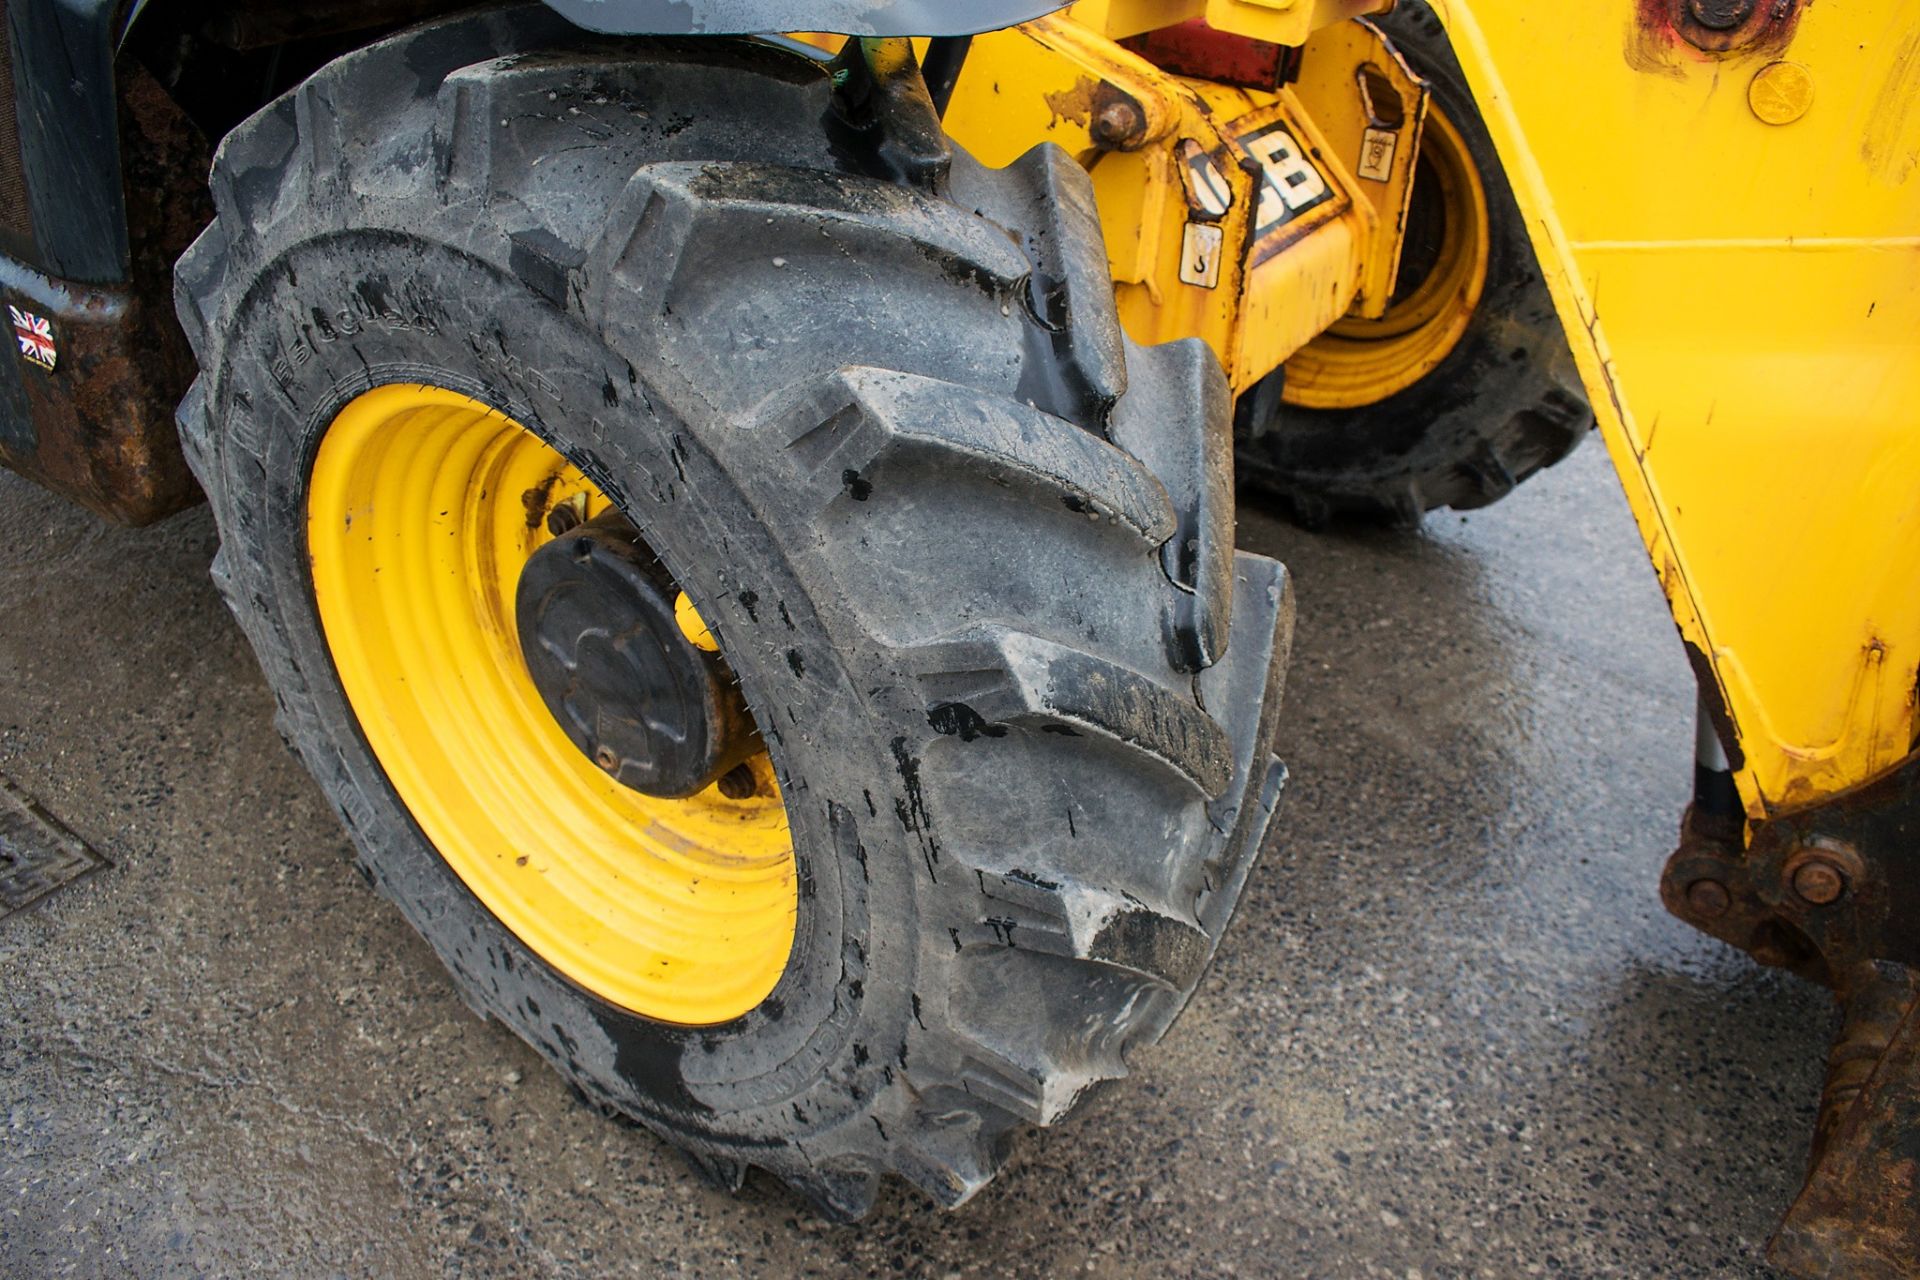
xmin=1686 ymin=0 xmax=1755 ymax=30
xmin=1685 ymin=878 xmax=1732 ymax=919
xmin=1791 ymin=858 xmax=1846 ymax=905
xmin=1091 ymin=99 xmax=1145 ymax=149
xmin=594 ymin=745 xmax=619 ymax=771
xmin=716 ymin=763 xmax=758 ymax=801
xmin=546 ymin=504 xmax=583 ymax=537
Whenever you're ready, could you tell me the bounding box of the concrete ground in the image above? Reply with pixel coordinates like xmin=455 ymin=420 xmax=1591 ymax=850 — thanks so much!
xmin=0 ymin=439 xmax=1831 ymax=1279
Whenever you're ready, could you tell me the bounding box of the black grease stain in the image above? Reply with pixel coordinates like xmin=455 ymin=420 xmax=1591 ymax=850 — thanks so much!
xmin=890 ymin=736 xmax=929 ymax=832
xmin=841 ymin=468 xmax=873 ymax=500
xmin=520 ymin=474 xmax=560 ymax=529
xmin=786 ymin=648 xmax=806 ymax=677
xmin=926 ymin=702 xmax=1007 ymax=742
xmin=890 ymin=735 xmax=939 ymax=881
xmin=737 ymin=589 xmax=759 ymax=621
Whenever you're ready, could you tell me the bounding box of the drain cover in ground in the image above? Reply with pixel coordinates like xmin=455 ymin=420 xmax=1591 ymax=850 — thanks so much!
xmin=0 ymin=776 xmax=107 ymax=920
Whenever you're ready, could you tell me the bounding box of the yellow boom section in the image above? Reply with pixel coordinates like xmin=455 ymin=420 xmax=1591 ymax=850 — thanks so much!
xmin=1421 ymin=1 xmax=1920 ymax=818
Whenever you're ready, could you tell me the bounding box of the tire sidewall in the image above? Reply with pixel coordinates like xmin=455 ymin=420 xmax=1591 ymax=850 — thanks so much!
xmin=210 ymin=231 xmax=915 ymax=1143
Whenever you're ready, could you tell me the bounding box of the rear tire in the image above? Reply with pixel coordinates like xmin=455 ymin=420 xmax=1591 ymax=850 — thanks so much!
xmin=1233 ymin=0 xmax=1592 ymax=528
xmin=175 ymin=8 xmax=1292 ymax=1215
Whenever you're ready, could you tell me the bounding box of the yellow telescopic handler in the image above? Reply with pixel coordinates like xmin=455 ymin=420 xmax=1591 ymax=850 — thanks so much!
xmin=0 ymin=0 xmax=1912 ymax=1272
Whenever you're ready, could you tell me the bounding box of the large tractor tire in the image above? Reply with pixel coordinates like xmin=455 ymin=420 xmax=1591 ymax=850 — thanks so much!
xmin=1233 ymin=0 xmax=1592 ymax=528
xmin=173 ymin=8 xmax=1292 ymax=1216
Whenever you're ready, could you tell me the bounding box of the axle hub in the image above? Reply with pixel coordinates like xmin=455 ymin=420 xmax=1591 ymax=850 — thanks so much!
xmin=516 ymin=513 xmax=758 ymax=799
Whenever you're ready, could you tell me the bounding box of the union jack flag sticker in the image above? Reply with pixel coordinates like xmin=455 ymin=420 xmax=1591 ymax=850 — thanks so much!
xmin=9 ymin=304 xmax=55 ymax=372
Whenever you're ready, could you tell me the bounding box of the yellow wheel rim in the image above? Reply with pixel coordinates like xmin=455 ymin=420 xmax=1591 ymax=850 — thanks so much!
xmin=307 ymin=384 xmax=796 ymax=1025
xmin=1283 ymin=104 xmax=1491 ymax=411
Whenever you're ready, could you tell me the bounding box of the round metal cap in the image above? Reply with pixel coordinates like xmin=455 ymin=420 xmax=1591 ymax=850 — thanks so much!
xmin=515 ymin=515 xmax=758 ymax=799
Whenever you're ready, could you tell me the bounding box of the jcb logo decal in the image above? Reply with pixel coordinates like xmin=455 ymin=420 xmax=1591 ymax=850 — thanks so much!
xmin=1237 ymin=121 xmax=1332 ymax=237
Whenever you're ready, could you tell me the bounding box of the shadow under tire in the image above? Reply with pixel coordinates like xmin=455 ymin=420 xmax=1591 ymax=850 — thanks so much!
xmin=173 ymin=7 xmax=1293 ymax=1216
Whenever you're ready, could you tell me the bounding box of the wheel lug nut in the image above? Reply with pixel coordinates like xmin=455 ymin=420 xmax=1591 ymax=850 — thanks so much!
xmin=594 ymin=745 xmax=619 ymax=772
xmin=716 ymin=763 xmax=757 ymax=800
xmin=545 ymin=493 xmax=590 ymax=537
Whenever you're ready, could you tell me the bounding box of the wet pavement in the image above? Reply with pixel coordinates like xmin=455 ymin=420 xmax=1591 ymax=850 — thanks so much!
xmin=0 ymin=439 xmax=1831 ymax=1278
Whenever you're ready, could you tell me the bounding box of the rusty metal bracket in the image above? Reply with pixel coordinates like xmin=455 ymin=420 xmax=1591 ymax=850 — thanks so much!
xmin=1662 ymin=749 xmax=1920 ymax=1277
xmin=1771 ymin=962 xmax=1920 ymax=1279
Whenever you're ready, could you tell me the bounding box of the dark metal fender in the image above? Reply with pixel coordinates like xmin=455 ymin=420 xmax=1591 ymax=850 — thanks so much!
xmin=9 ymin=0 xmax=128 ymax=283
xmin=538 ymin=0 xmax=1067 ymax=36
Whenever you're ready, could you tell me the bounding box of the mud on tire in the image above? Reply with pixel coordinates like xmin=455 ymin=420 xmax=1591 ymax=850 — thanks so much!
xmin=175 ymin=7 xmax=1292 ymax=1214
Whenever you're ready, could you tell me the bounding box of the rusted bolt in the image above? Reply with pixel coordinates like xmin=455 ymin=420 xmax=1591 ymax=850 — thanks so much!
xmin=1090 ymin=98 xmax=1146 ymax=150
xmin=1791 ymin=857 xmax=1847 ymax=906
xmin=1685 ymin=878 xmax=1732 ymax=919
xmin=1686 ymin=0 xmax=1754 ymax=30
xmin=716 ymin=763 xmax=758 ymax=800
xmin=549 ymin=491 xmax=583 ymax=529
xmin=594 ymin=745 xmax=619 ymax=772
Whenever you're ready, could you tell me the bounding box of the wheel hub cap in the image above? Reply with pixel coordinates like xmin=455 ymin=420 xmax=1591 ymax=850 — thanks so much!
xmin=516 ymin=514 xmax=758 ymax=799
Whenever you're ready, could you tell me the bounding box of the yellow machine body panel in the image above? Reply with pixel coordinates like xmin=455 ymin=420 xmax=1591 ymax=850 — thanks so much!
xmin=1427 ymin=1 xmax=1920 ymax=817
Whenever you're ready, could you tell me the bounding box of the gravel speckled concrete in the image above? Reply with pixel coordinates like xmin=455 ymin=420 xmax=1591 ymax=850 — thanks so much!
xmin=0 ymin=441 xmax=1830 ymax=1278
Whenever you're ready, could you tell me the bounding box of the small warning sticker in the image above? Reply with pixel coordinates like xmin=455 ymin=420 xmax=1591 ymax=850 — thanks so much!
xmin=1358 ymin=127 xmax=1398 ymax=183
xmin=1181 ymin=223 xmax=1224 ymax=290
xmin=9 ymin=305 xmax=55 ymax=372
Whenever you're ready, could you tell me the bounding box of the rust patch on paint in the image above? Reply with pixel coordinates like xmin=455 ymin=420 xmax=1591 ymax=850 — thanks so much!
xmin=1626 ymin=0 xmax=1810 ymax=74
